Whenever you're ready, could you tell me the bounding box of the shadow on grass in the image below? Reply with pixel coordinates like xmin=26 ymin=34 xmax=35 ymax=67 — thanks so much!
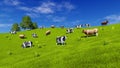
xmin=20 ymin=37 xmax=27 ymax=39
xmin=81 ymin=35 xmax=97 ymax=38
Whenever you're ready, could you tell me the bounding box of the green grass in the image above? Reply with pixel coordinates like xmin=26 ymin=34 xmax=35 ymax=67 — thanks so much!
xmin=0 ymin=24 xmax=120 ymax=68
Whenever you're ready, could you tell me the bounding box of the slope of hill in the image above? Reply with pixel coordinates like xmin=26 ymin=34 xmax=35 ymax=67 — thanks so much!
xmin=0 ymin=24 xmax=120 ymax=68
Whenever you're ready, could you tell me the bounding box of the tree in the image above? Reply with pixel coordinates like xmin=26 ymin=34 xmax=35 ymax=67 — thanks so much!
xmin=32 ymin=22 xmax=38 ymax=29
xmin=11 ymin=23 xmax=20 ymax=31
xmin=20 ymin=16 xmax=33 ymax=30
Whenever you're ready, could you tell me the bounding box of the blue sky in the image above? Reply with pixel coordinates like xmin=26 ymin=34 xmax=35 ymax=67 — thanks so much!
xmin=0 ymin=0 xmax=120 ymax=33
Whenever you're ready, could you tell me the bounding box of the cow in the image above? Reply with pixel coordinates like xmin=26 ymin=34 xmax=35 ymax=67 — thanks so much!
xmin=101 ymin=20 xmax=108 ymax=26
xmin=76 ymin=24 xmax=83 ymax=29
xmin=82 ymin=28 xmax=98 ymax=37
xmin=22 ymin=41 xmax=33 ymax=48
xmin=46 ymin=30 xmax=51 ymax=36
xmin=85 ymin=24 xmax=90 ymax=27
xmin=32 ymin=33 xmax=38 ymax=38
xmin=56 ymin=36 xmax=67 ymax=45
xmin=10 ymin=31 xmax=16 ymax=34
xmin=66 ymin=28 xmax=73 ymax=34
xmin=19 ymin=34 xmax=25 ymax=39
xmin=51 ymin=25 xmax=55 ymax=28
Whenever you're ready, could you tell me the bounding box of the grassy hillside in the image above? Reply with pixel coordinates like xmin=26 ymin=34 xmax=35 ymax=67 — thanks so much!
xmin=0 ymin=24 xmax=120 ymax=68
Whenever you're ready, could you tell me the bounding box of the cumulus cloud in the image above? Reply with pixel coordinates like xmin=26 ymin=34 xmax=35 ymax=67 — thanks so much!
xmin=35 ymin=1 xmax=56 ymax=14
xmin=4 ymin=0 xmax=21 ymax=6
xmin=17 ymin=1 xmax=75 ymax=14
xmin=17 ymin=2 xmax=55 ymax=14
xmin=18 ymin=6 xmax=33 ymax=11
xmin=26 ymin=13 xmax=39 ymax=18
xmin=104 ymin=15 xmax=120 ymax=23
xmin=63 ymin=2 xmax=75 ymax=11
xmin=0 ymin=24 xmax=12 ymax=27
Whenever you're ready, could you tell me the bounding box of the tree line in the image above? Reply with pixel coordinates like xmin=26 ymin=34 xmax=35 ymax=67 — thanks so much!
xmin=11 ymin=16 xmax=38 ymax=31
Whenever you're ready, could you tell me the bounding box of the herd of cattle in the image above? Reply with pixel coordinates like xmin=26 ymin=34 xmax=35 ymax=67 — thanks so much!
xmin=10 ymin=20 xmax=108 ymax=48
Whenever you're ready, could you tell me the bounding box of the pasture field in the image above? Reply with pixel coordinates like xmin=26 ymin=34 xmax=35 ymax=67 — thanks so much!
xmin=0 ymin=24 xmax=120 ymax=68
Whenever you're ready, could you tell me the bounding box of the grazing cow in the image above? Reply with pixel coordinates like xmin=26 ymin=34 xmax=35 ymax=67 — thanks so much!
xmin=22 ymin=41 xmax=33 ymax=48
xmin=76 ymin=24 xmax=83 ymax=29
xmin=19 ymin=34 xmax=25 ymax=39
xmin=66 ymin=28 xmax=73 ymax=34
xmin=85 ymin=24 xmax=90 ymax=27
xmin=46 ymin=30 xmax=51 ymax=36
xmin=82 ymin=28 xmax=98 ymax=37
xmin=32 ymin=33 xmax=38 ymax=38
xmin=101 ymin=20 xmax=108 ymax=26
xmin=56 ymin=36 xmax=67 ymax=45
xmin=10 ymin=31 xmax=16 ymax=34
xmin=51 ymin=25 xmax=55 ymax=28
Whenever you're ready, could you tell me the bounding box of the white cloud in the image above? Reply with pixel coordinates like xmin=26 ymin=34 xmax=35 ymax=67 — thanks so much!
xmin=18 ymin=2 xmax=55 ymax=14
xmin=26 ymin=13 xmax=39 ymax=18
xmin=63 ymin=2 xmax=75 ymax=11
xmin=18 ymin=7 xmax=29 ymax=11
xmin=18 ymin=6 xmax=33 ymax=11
xmin=104 ymin=15 xmax=120 ymax=23
xmin=105 ymin=15 xmax=120 ymax=20
xmin=0 ymin=24 xmax=12 ymax=27
xmin=34 ymin=6 xmax=54 ymax=14
xmin=17 ymin=1 xmax=75 ymax=14
xmin=4 ymin=0 xmax=21 ymax=6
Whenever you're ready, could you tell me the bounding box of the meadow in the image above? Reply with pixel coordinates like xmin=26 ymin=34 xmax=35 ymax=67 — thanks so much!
xmin=0 ymin=24 xmax=120 ymax=68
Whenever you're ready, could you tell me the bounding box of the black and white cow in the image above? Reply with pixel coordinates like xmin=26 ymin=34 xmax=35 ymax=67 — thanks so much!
xmin=32 ymin=33 xmax=38 ymax=38
xmin=66 ymin=28 xmax=73 ymax=34
xmin=76 ymin=24 xmax=83 ymax=29
xmin=56 ymin=36 xmax=67 ymax=45
xmin=10 ymin=31 xmax=16 ymax=34
xmin=85 ymin=24 xmax=90 ymax=27
xmin=22 ymin=41 xmax=33 ymax=48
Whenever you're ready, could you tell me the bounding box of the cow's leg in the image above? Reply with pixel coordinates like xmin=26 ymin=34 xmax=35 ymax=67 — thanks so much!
xmin=61 ymin=41 xmax=63 ymax=45
xmin=60 ymin=43 xmax=62 ymax=45
xmin=29 ymin=44 xmax=32 ymax=47
xmin=96 ymin=33 xmax=98 ymax=36
xmin=63 ymin=41 xmax=65 ymax=45
xmin=56 ymin=40 xmax=60 ymax=45
xmin=23 ymin=43 xmax=26 ymax=48
xmin=29 ymin=42 xmax=31 ymax=47
xmin=56 ymin=43 xmax=59 ymax=45
xmin=63 ymin=42 xmax=65 ymax=45
xmin=86 ymin=35 xmax=88 ymax=38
